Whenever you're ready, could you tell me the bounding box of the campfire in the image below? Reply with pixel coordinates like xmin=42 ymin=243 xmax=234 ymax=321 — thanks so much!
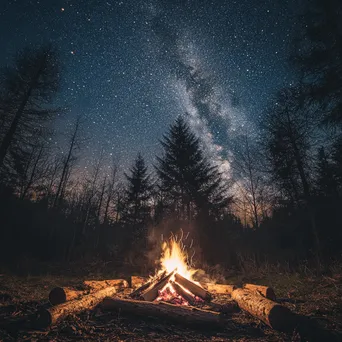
xmin=131 ymin=235 xmax=210 ymax=305
xmin=34 ymin=235 xmax=298 ymax=334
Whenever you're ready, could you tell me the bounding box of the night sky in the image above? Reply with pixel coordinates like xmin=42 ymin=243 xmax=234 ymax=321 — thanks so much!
xmin=0 ymin=0 xmax=300 ymax=176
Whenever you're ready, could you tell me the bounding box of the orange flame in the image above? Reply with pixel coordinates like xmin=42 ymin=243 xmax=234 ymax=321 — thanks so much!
xmin=159 ymin=234 xmax=196 ymax=281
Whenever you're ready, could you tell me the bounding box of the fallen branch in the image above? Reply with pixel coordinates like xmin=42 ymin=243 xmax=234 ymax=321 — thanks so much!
xmin=100 ymin=296 xmax=225 ymax=328
xmin=35 ymin=286 xmax=118 ymax=328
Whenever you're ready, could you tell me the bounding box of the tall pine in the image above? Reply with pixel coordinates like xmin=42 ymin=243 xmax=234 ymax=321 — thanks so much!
xmin=156 ymin=116 xmax=229 ymax=221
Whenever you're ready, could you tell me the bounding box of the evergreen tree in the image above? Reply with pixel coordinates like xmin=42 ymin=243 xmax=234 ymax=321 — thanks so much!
xmin=156 ymin=116 xmax=230 ymax=221
xmin=315 ymin=147 xmax=339 ymax=197
xmin=291 ymin=0 xmax=342 ymax=125
xmin=0 ymin=45 xmax=60 ymax=180
xmin=123 ymin=153 xmax=153 ymax=226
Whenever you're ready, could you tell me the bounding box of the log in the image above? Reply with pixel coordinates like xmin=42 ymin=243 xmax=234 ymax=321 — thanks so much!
xmin=170 ymin=281 xmax=196 ymax=305
xmin=142 ymin=270 xmax=175 ymax=301
xmin=131 ymin=276 xmax=149 ymax=289
xmin=100 ymin=296 xmax=225 ymax=328
xmin=130 ymin=272 xmax=165 ymax=299
xmin=174 ymin=273 xmax=211 ymax=301
xmin=49 ymin=287 xmax=84 ymax=306
xmin=231 ymin=288 xmax=295 ymax=331
xmin=243 ymin=284 xmax=276 ymax=301
xmin=205 ymin=283 xmax=236 ymax=295
xmin=83 ymin=279 xmax=129 ymax=291
xmin=35 ymin=286 xmax=118 ymax=328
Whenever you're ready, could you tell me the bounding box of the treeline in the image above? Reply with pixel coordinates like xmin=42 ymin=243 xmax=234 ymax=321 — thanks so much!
xmin=0 ymin=0 xmax=341 ymax=273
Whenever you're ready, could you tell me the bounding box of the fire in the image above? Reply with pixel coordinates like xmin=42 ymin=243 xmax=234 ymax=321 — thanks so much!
xmin=159 ymin=238 xmax=196 ymax=281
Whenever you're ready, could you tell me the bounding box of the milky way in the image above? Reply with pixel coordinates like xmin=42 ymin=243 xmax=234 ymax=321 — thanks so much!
xmin=0 ymin=0 xmax=298 ymax=176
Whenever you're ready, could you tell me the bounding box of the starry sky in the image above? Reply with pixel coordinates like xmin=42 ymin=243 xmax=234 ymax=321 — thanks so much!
xmin=0 ymin=0 xmax=301 ymax=176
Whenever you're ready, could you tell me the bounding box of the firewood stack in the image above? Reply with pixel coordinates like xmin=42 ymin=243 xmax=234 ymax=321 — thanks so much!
xmin=32 ymin=271 xmax=302 ymax=335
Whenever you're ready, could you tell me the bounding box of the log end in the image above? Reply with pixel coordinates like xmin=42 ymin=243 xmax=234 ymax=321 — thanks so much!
xmin=49 ymin=287 xmax=67 ymax=306
xmin=34 ymin=309 xmax=53 ymax=329
xmin=269 ymin=305 xmax=297 ymax=332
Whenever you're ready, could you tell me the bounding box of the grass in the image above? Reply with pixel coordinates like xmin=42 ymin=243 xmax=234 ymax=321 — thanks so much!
xmin=0 ymin=264 xmax=342 ymax=341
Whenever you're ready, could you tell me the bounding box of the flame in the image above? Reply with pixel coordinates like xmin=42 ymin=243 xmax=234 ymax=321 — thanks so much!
xmin=159 ymin=235 xmax=196 ymax=281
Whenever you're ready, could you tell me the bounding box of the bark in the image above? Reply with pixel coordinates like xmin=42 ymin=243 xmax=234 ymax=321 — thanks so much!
xmin=231 ymin=288 xmax=295 ymax=331
xmin=205 ymin=283 xmax=236 ymax=295
xmin=49 ymin=287 xmax=84 ymax=306
xmin=141 ymin=270 xmax=175 ymax=301
xmin=49 ymin=279 xmax=128 ymax=305
xmin=100 ymin=297 xmax=225 ymax=329
xmin=243 ymin=284 xmax=276 ymax=301
xmin=131 ymin=276 xmax=149 ymax=289
xmin=83 ymin=279 xmax=129 ymax=291
xmin=35 ymin=286 xmax=118 ymax=328
xmin=174 ymin=273 xmax=211 ymax=301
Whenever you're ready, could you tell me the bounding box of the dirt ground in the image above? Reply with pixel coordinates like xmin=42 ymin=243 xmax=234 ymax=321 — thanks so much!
xmin=0 ymin=271 xmax=342 ymax=341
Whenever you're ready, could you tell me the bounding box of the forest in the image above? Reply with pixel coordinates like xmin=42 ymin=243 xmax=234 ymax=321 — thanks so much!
xmin=0 ymin=1 xmax=341 ymax=277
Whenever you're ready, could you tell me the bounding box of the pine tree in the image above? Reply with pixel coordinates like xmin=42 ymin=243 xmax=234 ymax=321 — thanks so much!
xmin=156 ymin=116 xmax=229 ymax=221
xmin=291 ymin=0 xmax=342 ymax=125
xmin=123 ymin=153 xmax=153 ymax=226
xmin=0 ymin=45 xmax=60 ymax=179
xmin=315 ymin=147 xmax=339 ymax=197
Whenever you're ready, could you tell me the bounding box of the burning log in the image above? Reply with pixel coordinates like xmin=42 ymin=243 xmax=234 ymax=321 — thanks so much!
xmin=100 ymin=296 xmax=225 ymax=328
xmin=174 ymin=273 xmax=211 ymax=301
xmin=170 ymin=281 xmax=196 ymax=305
xmin=35 ymin=286 xmax=118 ymax=328
xmin=141 ymin=270 xmax=175 ymax=301
xmin=231 ymin=288 xmax=295 ymax=331
xmin=48 ymin=279 xmax=129 ymax=305
xmin=130 ymin=271 xmax=166 ymax=299
xmin=131 ymin=276 xmax=149 ymax=289
xmin=243 ymin=284 xmax=276 ymax=301
xmin=205 ymin=283 xmax=236 ymax=295
xmin=49 ymin=287 xmax=84 ymax=306
xmin=83 ymin=279 xmax=129 ymax=291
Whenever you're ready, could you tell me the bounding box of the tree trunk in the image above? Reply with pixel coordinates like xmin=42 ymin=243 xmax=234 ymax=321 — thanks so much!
xmin=100 ymin=297 xmax=225 ymax=329
xmin=231 ymin=288 xmax=295 ymax=331
xmin=35 ymin=286 xmax=118 ymax=328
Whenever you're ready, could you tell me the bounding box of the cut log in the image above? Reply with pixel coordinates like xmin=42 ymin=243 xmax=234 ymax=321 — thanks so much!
xmin=100 ymin=296 xmax=225 ymax=328
xmin=130 ymin=272 xmax=165 ymax=299
xmin=83 ymin=279 xmax=129 ymax=291
xmin=170 ymin=281 xmax=196 ymax=305
xmin=231 ymin=288 xmax=295 ymax=331
xmin=174 ymin=273 xmax=211 ymax=301
xmin=49 ymin=287 xmax=84 ymax=306
xmin=35 ymin=286 xmax=118 ymax=328
xmin=243 ymin=284 xmax=276 ymax=301
xmin=141 ymin=270 xmax=175 ymax=301
xmin=131 ymin=276 xmax=149 ymax=289
xmin=205 ymin=283 xmax=236 ymax=295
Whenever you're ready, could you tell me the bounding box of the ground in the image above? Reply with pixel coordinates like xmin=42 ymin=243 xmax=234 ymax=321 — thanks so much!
xmin=0 ymin=267 xmax=342 ymax=341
